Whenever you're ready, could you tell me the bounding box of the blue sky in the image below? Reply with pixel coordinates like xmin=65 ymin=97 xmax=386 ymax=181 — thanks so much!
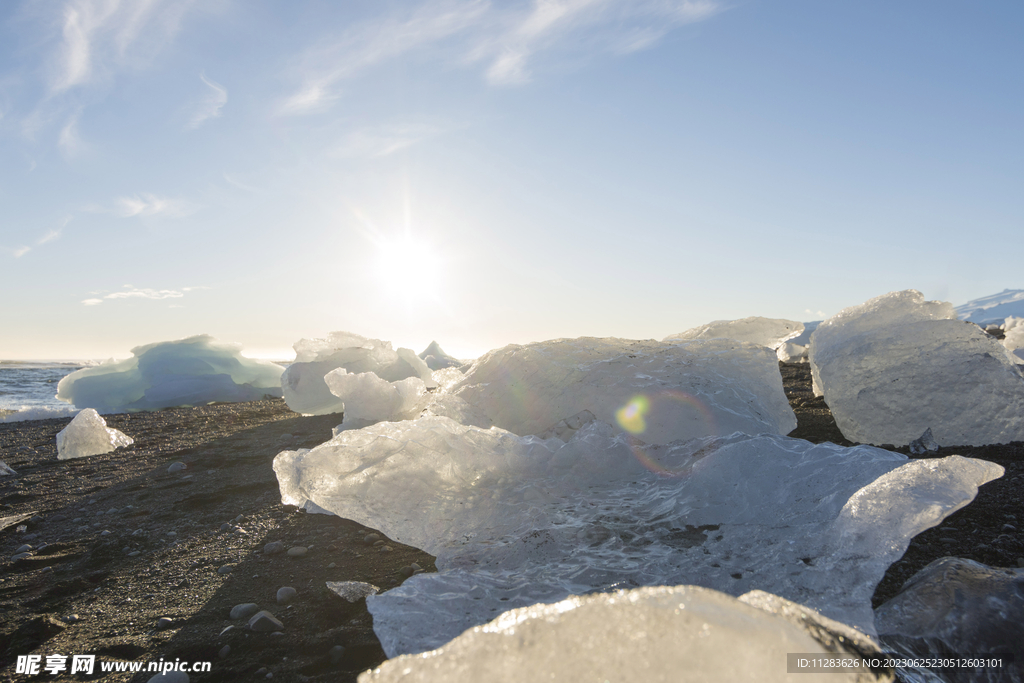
xmin=2 ymin=0 xmax=1022 ymax=360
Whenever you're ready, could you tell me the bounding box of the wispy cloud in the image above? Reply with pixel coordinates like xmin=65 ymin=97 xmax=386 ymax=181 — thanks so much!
xmin=81 ymin=284 xmax=206 ymax=306
xmin=188 ymin=71 xmax=227 ymax=129
xmin=57 ymin=111 xmax=84 ymax=157
xmin=113 ymin=193 xmax=191 ymax=217
xmin=335 ymin=123 xmax=445 ymax=158
xmin=5 ymin=217 xmax=73 ymax=258
xmin=13 ymin=246 xmax=32 ymax=258
xmin=279 ymin=0 xmax=723 ymax=111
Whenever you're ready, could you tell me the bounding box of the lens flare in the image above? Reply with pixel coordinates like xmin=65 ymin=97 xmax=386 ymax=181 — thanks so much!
xmin=615 ymin=390 xmax=720 ymax=477
xmin=615 ymin=395 xmax=650 ymax=434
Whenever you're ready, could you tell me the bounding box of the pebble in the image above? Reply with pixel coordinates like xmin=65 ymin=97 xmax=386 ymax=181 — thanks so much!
xmin=167 ymin=462 xmax=187 ymax=474
xmin=129 ymin=551 xmax=141 ymax=557
xmin=399 ymin=566 xmax=415 ymax=578
xmin=230 ymin=603 xmax=259 ymax=620
xmin=329 ymin=645 xmax=346 ymax=664
xmin=372 ymin=539 xmax=385 ymax=547
xmin=247 ymin=610 xmax=284 ymax=632
xmin=15 ymin=544 xmax=31 ymax=553
xmin=327 ymin=563 xmax=337 ymax=569
xmin=100 ymin=530 xmax=111 ymax=537
xmin=146 ymin=672 xmax=189 ymax=683
xmin=105 ymin=507 xmax=119 ymax=515
xmin=156 ymin=617 xmax=174 ymax=629
xmin=363 ymin=533 xmax=381 ymax=545
xmin=234 ymin=514 xmax=244 ymax=522
xmin=29 ymin=515 xmax=42 ymax=523
xmin=263 ymin=541 xmax=285 ymax=555
xmin=166 ymin=531 xmax=177 ymax=537
xmin=255 ymin=668 xmax=268 ymax=676
xmin=132 ymin=529 xmax=145 ymax=536
xmin=41 ymin=566 xmax=52 ymax=573
xmin=379 ymin=545 xmax=393 ymax=553
xmin=277 ymin=587 xmax=297 ymax=604
xmin=286 ymin=546 xmax=307 ymax=558
xmin=65 ymin=614 xmax=80 ymax=623
xmin=1003 ymin=524 xmax=1017 ymax=532
xmin=217 ymin=565 xmax=233 ymax=574
xmin=220 ymin=524 xmax=232 ymax=532
xmin=11 ymin=552 xmax=31 ymax=561
xmin=218 ymin=645 xmax=231 ymax=659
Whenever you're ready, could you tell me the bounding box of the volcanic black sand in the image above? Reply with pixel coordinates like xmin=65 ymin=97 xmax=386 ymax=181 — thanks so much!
xmin=1 ymin=363 xmax=1022 ymax=682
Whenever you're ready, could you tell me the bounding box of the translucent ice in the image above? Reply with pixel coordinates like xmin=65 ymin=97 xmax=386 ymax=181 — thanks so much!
xmin=273 ymin=416 xmax=1001 ymax=656
xmin=1004 ymin=322 xmax=1024 ymax=364
xmin=428 ymin=337 xmax=796 ymax=445
xmin=875 ymin=557 xmax=1024 ymax=683
xmin=282 ymin=332 xmax=435 ymax=415
xmin=359 ymin=586 xmax=893 ymax=683
xmin=56 ymin=335 xmax=284 ymax=413
xmin=809 ymin=290 xmax=1024 ymax=446
xmin=56 ymin=408 xmax=133 ymax=459
xmin=0 ymin=460 xmax=15 ymax=476
xmin=323 ymin=369 xmax=429 ymax=423
xmin=664 ymin=316 xmax=803 ymax=349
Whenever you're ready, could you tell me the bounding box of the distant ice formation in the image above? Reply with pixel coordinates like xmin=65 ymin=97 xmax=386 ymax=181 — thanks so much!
xmin=359 ymin=586 xmax=892 ymax=683
xmin=1 ymin=405 xmax=80 ymax=423
xmin=56 ymin=335 xmax=284 ymax=413
xmin=809 ymin=290 xmax=1024 ymax=446
xmin=427 ymin=337 xmax=796 ymax=445
xmin=273 ymin=416 xmax=1001 ymax=656
xmin=281 ymin=332 xmax=435 ymax=415
xmin=1003 ymin=318 xmax=1024 ymax=363
xmin=876 ymin=557 xmax=1024 ymax=683
xmin=418 ymin=341 xmax=462 ymax=370
xmin=955 ymin=288 xmax=1024 ymax=327
xmin=56 ymin=408 xmax=133 ymax=459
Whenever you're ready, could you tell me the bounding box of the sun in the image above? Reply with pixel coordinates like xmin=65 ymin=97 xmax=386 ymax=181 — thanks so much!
xmin=374 ymin=234 xmax=443 ymax=303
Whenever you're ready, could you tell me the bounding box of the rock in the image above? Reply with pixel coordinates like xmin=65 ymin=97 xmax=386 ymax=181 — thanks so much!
xmin=810 ymin=290 xmax=1024 ymax=446
xmin=247 ymin=610 xmax=284 ymax=632
xmin=156 ymin=617 xmax=173 ymax=629
xmin=363 ymin=534 xmax=381 ymax=544
xmin=65 ymin=614 xmax=80 ymax=623
xmin=168 ymin=462 xmax=187 ymax=474
xmin=264 ymin=541 xmax=285 ymax=555
xmin=276 ymin=587 xmax=297 ymax=604
xmin=218 ymin=645 xmax=230 ymax=658
xmin=57 ymin=335 xmax=284 ymax=412
xmin=56 ymin=409 xmax=134 ymax=460
xmin=11 ymin=552 xmax=31 ymax=561
xmin=359 ymin=586 xmax=892 ymax=682
xmin=326 ymin=581 xmax=379 ymax=602
xmin=399 ymin=566 xmax=415 ymax=578
xmin=876 ymin=557 xmax=1024 ymax=680
xmin=220 ymin=523 xmax=232 ymax=532
xmin=217 ymin=565 xmax=233 ymax=574
xmin=15 ymin=544 xmax=31 ymax=553
xmin=230 ymin=603 xmax=259 ymax=620
xmin=329 ymin=644 xmax=346 ymax=664
xmin=286 ymin=546 xmax=307 ymax=558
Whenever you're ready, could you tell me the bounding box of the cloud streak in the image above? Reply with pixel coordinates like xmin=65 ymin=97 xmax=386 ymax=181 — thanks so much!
xmin=279 ymin=0 xmax=723 ymax=111
xmin=189 ymin=71 xmax=227 ymax=129
xmin=113 ymin=193 xmax=191 ymax=218
xmin=81 ymin=285 xmax=206 ymax=306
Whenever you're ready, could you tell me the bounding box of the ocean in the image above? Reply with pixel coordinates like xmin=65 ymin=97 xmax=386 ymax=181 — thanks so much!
xmin=0 ymin=360 xmax=97 ymax=421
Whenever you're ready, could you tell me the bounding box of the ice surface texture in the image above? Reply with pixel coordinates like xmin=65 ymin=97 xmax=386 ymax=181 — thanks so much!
xmin=809 ymin=290 xmax=1024 ymax=446
xmin=876 ymin=557 xmax=1024 ymax=683
xmin=664 ymin=316 xmax=803 ymax=348
xmin=428 ymin=337 xmax=796 ymax=445
xmin=273 ymin=416 xmax=1001 ymax=656
xmin=359 ymin=586 xmax=892 ymax=683
xmin=324 ymin=370 xmax=429 ymax=423
xmin=955 ymin=289 xmax=1024 ymax=327
xmin=56 ymin=335 xmax=284 ymax=413
xmin=282 ymin=332 xmax=435 ymax=415
xmin=56 ymin=408 xmax=133 ymax=459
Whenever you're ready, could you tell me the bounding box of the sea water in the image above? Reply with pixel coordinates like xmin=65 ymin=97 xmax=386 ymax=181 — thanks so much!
xmin=0 ymin=360 xmax=97 ymax=420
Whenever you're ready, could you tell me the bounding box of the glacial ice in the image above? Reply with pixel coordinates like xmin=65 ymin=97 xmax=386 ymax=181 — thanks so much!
xmin=1004 ymin=321 xmax=1024 ymax=363
xmin=1 ymin=405 xmax=80 ymax=423
xmin=273 ymin=416 xmax=1001 ymax=656
xmin=281 ymin=332 xmax=435 ymax=415
xmin=323 ymin=370 xmax=429 ymax=423
xmin=0 ymin=460 xmax=15 ymax=476
xmin=418 ymin=341 xmax=463 ymax=370
xmin=359 ymin=586 xmax=893 ymax=683
xmin=427 ymin=337 xmax=796 ymax=444
xmin=56 ymin=335 xmax=284 ymax=413
xmin=875 ymin=557 xmax=1024 ymax=683
xmin=955 ymin=289 xmax=1024 ymax=328
xmin=663 ymin=316 xmax=803 ymax=349
xmin=776 ymin=321 xmax=821 ymax=363
xmin=56 ymin=408 xmax=133 ymax=460
xmin=809 ymin=290 xmax=1024 ymax=446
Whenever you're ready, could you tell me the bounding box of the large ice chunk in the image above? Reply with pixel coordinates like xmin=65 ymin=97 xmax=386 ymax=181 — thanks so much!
xmin=56 ymin=335 xmax=284 ymax=413
xmin=282 ymin=332 xmax=435 ymax=415
xmin=809 ymin=290 xmax=1024 ymax=446
xmin=273 ymin=416 xmax=1001 ymax=655
xmin=359 ymin=586 xmax=893 ymax=683
xmin=56 ymin=408 xmax=133 ymax=459
xmin=428 ymin=337 xmax=796 ymax=444
xmin=418 ymin=341 xmax=463 ymax=370
xmin=664 ymin=316 xmax=803 ymax=349
xmin=323 ymin=370 xmax=429 ymax=423
xmin=875 ymin=557 xmax=1024 ymax=683
xmin=955 ymin=289 xmax=1024 ymax=328
xmin=1004 ymin=321 xmax=1024 ymax=364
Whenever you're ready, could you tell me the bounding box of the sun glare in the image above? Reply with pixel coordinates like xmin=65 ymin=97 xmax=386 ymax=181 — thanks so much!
xmin=374 ymin=235 xmax=443 ymax=303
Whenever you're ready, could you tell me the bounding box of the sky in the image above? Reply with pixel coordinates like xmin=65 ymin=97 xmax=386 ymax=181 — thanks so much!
xmin=1 ymin=0 xmax=1022 ymax=361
